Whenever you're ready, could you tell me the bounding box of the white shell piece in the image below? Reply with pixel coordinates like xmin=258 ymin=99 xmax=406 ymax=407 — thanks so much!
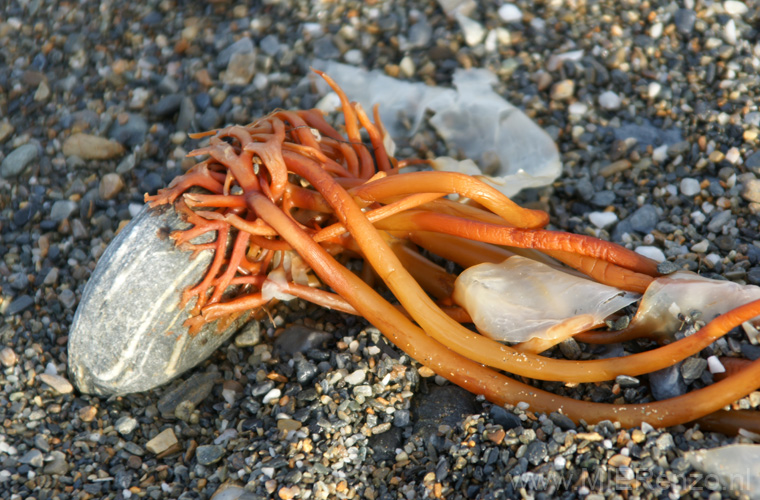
xmin=628 ymin=271 xmax=760 ymax=337
xmin=311 ymin=61 xmax=561 ymax=197
xmin=453 ymin=256 xmax=639 ymax=342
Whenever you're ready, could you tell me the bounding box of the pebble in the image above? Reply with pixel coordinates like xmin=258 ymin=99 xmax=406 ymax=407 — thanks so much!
xmin=223 ymin=51 xmax=257 ymax=85
xmin=742 ymin=179 xmax=760 ymax=203
xmin=0 ymin=121 xmax=14 ymax=142
xmin=498 ymin=4 xmax=522 ymax=22
xmin=647 ymin=82 xmax=661 ymax=99
xmin=157 ymin=371 xmax=218 ymax=417
xmin=110 ymin=114 xmax=149 ymax=147
xmin=6 ymin=295 xmax=34 ymax=315
xmin=724 ymin=1 xmax=748 ymax=16
xmin=628 ymin=204 xmax=658 ymax=233
xmin=525 ymin=440 xmax=547 ymax=466
xmin=1 ymin=143 xmax=39 ymax=178
xmin=598 ymin=91 xmax=621 ymax=110
xmin=0 ymin=347 xmax=18 ymax=367
xmin=262 ymin=388 xmax=281 ymax=404
xmin=99 ymin=172 xmax=125 ymax=200
xmin=62 ymin=134 xmax=125 ymax=160
xmin=680 ymin=178 xmax=701 ymax=196
xmin=196 ymin=445 xmax=225 ymax=465
xmin=50 ymin=199 xmax=78 ymax=221
xmin=37 ymin=373 xmax=74 ymax=394
xmin=456 ymin=13 xmax=486 ymax=47
xmin=707 ymin=210 xmax=732 ymax=233
xmin=649 ymin=364 xmax=687 ymax=400
xmin=635 ymin=246 xmax=666 ymax=262
xmin=588 ymin=211 xmax=618 ymax=229
xmin=674 ymin=8 xmax=697 ymax=34
xmin=234 ymin=321 xmax=262 ymax=347
xmin=115 ymin=416 xmax=139 ymax=435
xmin=274 ymin=325 xmax=332 ymax=355
xmin=344 ymin=369 xmax=366 ymax=385
xmin=550 ymin=80 xmax=575 ymax=100
xmin=145 ymin=428 xmax=179 ymax=455
xmin=19 ymin=449 xmax=44 ymax=467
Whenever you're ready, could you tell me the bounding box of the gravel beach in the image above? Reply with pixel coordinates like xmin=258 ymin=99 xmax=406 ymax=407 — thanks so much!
xmin=3 ymin=0 xmax=760 ymax=499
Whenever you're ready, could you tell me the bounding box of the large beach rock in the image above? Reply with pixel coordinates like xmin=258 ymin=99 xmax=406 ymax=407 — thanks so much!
xmin=68 ymin=204 xmax=248 ymax=396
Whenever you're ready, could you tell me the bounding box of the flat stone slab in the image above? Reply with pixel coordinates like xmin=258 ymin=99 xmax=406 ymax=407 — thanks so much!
xmin=68 ymin=203 xmax=249 ymax=396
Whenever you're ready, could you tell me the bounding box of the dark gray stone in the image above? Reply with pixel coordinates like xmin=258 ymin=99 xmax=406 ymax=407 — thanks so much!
xmin=152 ymin=94 xmax=183 ymax=118
xmin=549 ymin=411 xmax=576 ymax=431
xmin=6 ymin=295 xmax=34 ymax=315
xmin=490 ymin=405 xmax=522 ymax=430
xmin=525 ymin=440 xmax=548 ymax=466
xmin=745 ymin=151 xmax=760 ymax=173
xmin=50 ymin=200 xmax=78 ymax=222
xmin=109 ymin=114 xmax=149 ymax=148
xmin=674 ymin=9 xmax=696 ymax=34
xmin=648 ymin=363 xmax=687 ymax=401
xmin=628 ymin=204 xmax=659 ymax=233
xmin=195 ymin=444 xmax=225 ymax=465
xmin=274 ymin=325 xmax=332 ymax=356
xmin=412 ymin=385 xmax=478 ymax=441
xmin=313 ymin=36 xmax=341 ymax=59
xmin=68 ymin=204 xmax=250 ymax=396
xmin=157 ymin=371 xmax=219 ymax=417
xmin=176 ymin=97 xmax=196 ymax=132
xmin=368 ymin=426 xmax=402 ymax=462
xmin=1 ymin=143 xmax=39 ymax=178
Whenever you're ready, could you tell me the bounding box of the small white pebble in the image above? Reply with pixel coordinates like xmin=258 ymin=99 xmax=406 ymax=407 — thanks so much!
xmin=262 ymin=388 xmax=281 ymax=404
xmin=650 ymin=22 xmax=663 ymax=39
xmin=498 ymin=4 xmax=522 ymax=22
xmin=568 ymin=102 xmax=588 ymax=116
xmin=636 ymin=246 xmax=666 ymax=262
xmin=742 ymin=321 xmax=759 ymax=344
xmin=652 ymin=144 xmax=668 ymax=163
xmin=553 ymin=456 xmax=566 ymax=470
xmin=588 ymin=211 xmax=618 ymax=229
xmin=345 ymin=369 xmax=366 ymax=385
xmin=704 ymin=253 xmax=721 ymax=267
xmin=641 ymin=421 xmax=655 ymax=433
xmin=724 ymin=1 xmax=749 ymax=16
xmin=516 ymin=401 xmax=530 ymax=410
xmin=456 ymin=13 xmax=486 ymax=47
xmin=598 ymin=91 xmax=622 ymax=110
xmin=647 ymin=81 xmax=662 ymax=99
xmin=724 ymin=19 xmax=737 ymax=45
xmin=691 ymin=240 xmax=710 ymax=253
xmin=680 ymin=178 xmax=701 ymax=196
xmin=725 ymin=147 xmax=741 ymax=164
xmin=707 ymin=355 xmax=726 ymax=374
xmin=691 ymin=210 xmax=707 ymax=225
xmin=603 ymin=439 xmax=613 ymax=449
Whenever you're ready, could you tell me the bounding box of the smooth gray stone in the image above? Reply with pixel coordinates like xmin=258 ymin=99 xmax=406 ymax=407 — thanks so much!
xmin=68 ymin=203 xmax=249 ymax=396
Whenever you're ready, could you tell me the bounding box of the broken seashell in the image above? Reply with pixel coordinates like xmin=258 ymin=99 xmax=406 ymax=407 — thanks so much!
xmin=453 ymin=256 xmax=638 ymax=342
